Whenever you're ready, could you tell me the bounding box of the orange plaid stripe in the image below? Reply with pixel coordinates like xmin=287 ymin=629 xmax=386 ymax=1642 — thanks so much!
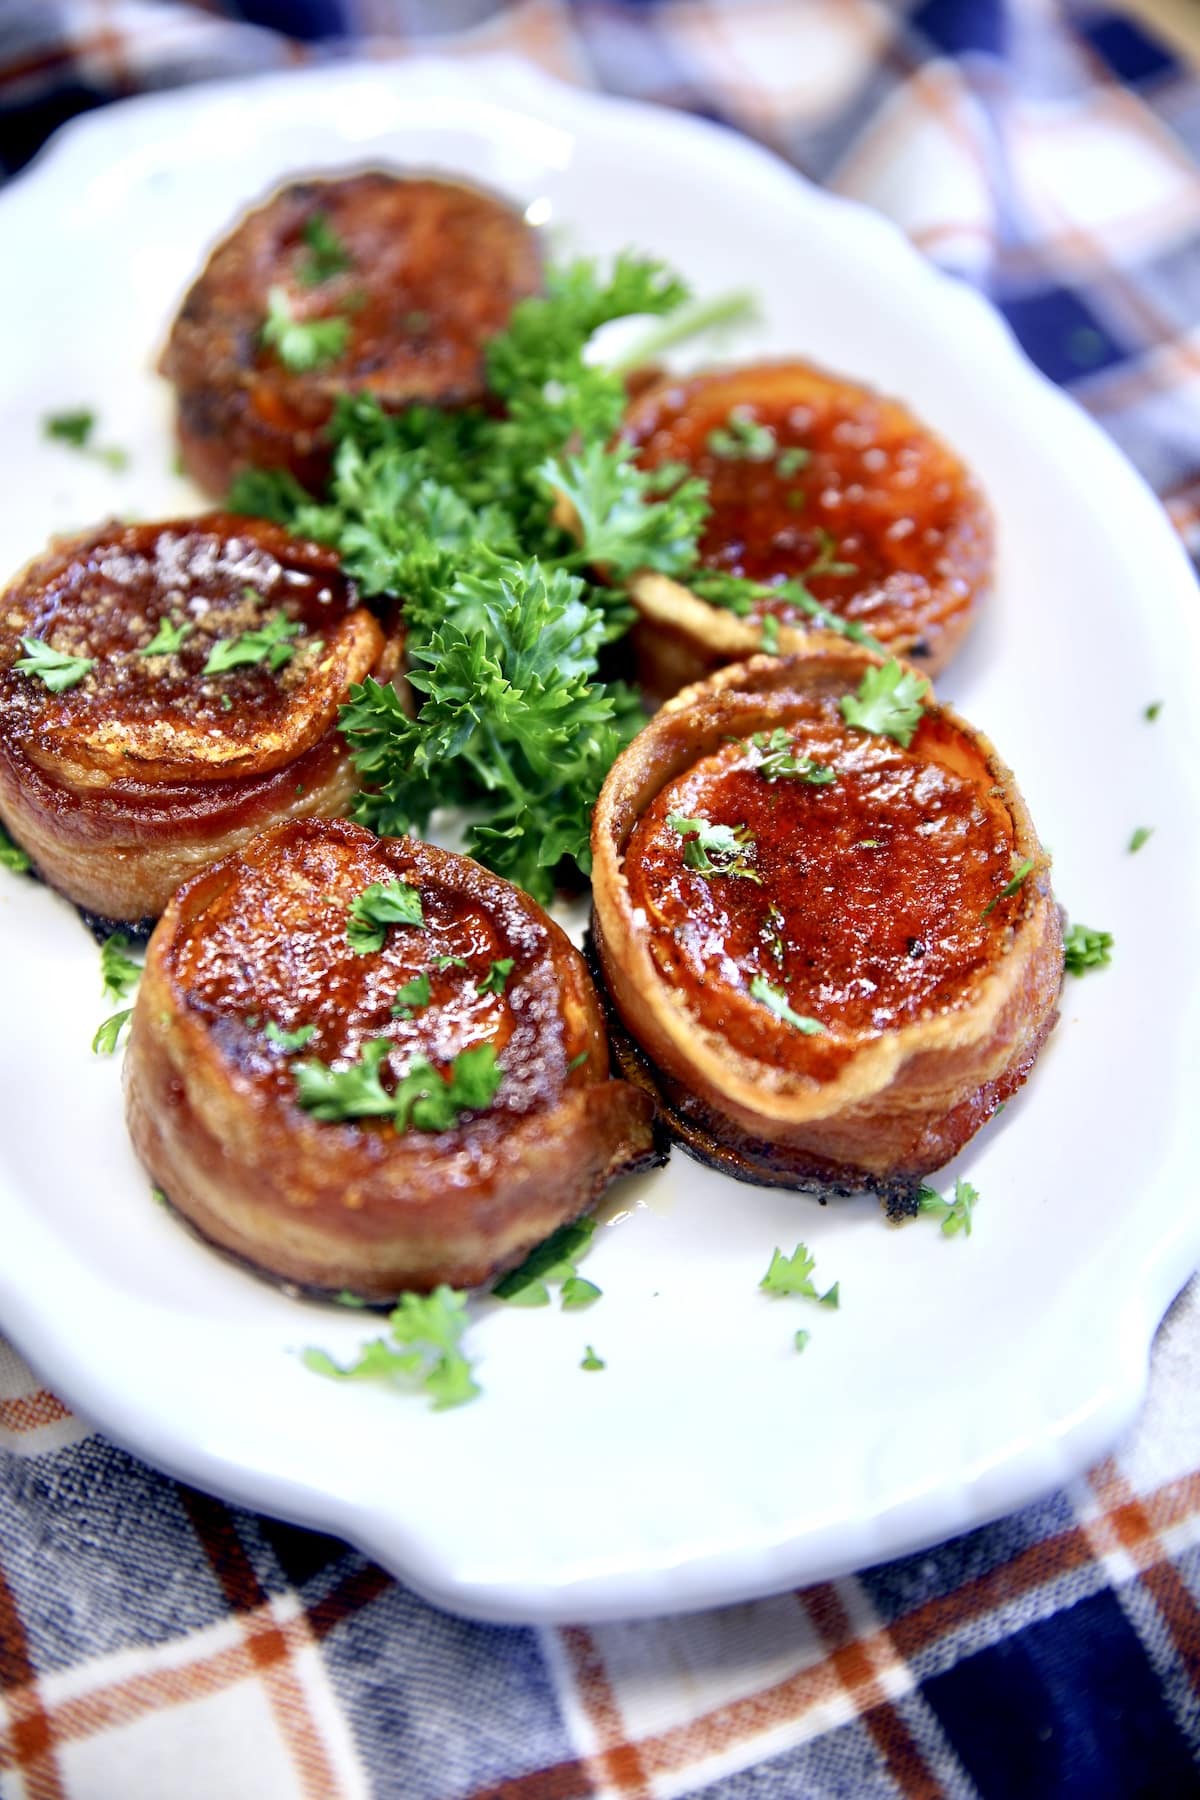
xmin=0 ymin=1392 xmax=71 ymax=1436
xmin=457 ymin=1466 xmax=1200 ymax=1798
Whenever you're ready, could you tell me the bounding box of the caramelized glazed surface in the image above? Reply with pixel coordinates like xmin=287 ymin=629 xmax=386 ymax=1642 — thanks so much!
xmin=622 ymin=699 xmax=1018 ymax=1078
xmin=162 ymin=172 xmax=542 ymax=486
xmin=0 ymin=516 xmax=375 ymax=784
xmin=623 ymin=365 xmax=990 ymax=648
xmin=168 ymin=822 xmax=583 ymax=1128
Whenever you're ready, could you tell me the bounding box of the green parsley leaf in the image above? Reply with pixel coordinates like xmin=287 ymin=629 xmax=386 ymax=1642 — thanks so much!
xmin=760 ymin=1243 xmax=819 ymax=1298
xmin=805 ymin=529 xmax=857 ymax=579
xmin=261 ymin=286 xmax=349 ymax=372
xmin=13 ymin=637 xmax=95 ymax=693
xmin=293 ymin=1038 xmax=396 ymax=1121
xmin=346 ymin=879 xmax=424 ymax=953
xmin=545 ymin=440 xmax=709 ymax=582
xmin=302 ymin=1341 xmax=422 ymax=1382
xmin=776 ymin=446 xmax=810 ymax=478
xmin=203 ymin=609 xmax=302 ymax=676
xmin=100 ymin=931 xmax=141 ymax=1001
xmin=298 ymin=212 xmax=354 ymax=286
xmin=92 ymin=1008 xmax=133 ymax=1055
xmin=391 ymin=1044 xmax=503 ymax=1133
xmin=334 ymin=1290 xmax=367 ymax=1308
xmin=0 ymin=824 xmax=30 ymax=874
xmin=917 ymin=1177 xmax=979 ymax=1238
xmin=667 ymin=812 xmax=761 ymax=881
xmin=476 ymin=958 xmax=514 ymax=996
xmin=748 ymin=975 xmax=825 ymax=1035
xmin=264 ymin=1019 xmax=316 ymax=1053
xmin=304 ymin=1284 xmax=479 ymax=1410
xmin=759 ymin=612 xmax=780 ymax=654
xmin=751 ymin=728 xmax=836 ymax=785
xmin=493 ymin=1217 xmax=596 ymax=1304
xmin=819 ymin=1282 xmax=840 ymax=1309
xmin=295 ymin=1039 xmax=500 ymax=1135
xmin=43 ymin=409 xmax=128 ymax=471
xmin=43 ymin=408 xmax=95 ymax=447
xmin=688 ymin=569 xmax=885 ymax=655
xmin=793 ymin=1329 xmax=811 ymax=1353
xmin=341 ymin=556 xmax=637 ymax=903
xmin=581 ymin=1345 xmax=606 ymax=1371
xmin=707 ymin=411 xmax=776 ymax=461
xmin=566 ymin=1050 xmax=589 ymax=1072
xmin=391 ymin=972 xmax=432 ymax=1018
xmin=981 ymin=858 xmax=1035 ymax=918
xmin=433 ymin=954 xmax=469 ymax=971
xmin=1144 ymin=700 xmax=1162 ymax=722
xmin=839 ymin=659 xmax=928 ymax=747
xmin=1063 ymin=923 xmax=1113 ymax=975
xmin=227 ymin=465 xmax=316 ymax=524
xmin=140 ymin=617 xmax=192 ymax=657
xmin=561 ymin=1275 xmax=602 ymax=1310
xmin=1128 ymin=827 xmax=1153 ymax=854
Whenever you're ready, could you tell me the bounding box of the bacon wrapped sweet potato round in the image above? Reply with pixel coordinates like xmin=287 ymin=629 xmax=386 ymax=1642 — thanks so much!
xmin=0 ymin=515 xmax=402 ymax=927
xmin=125 ymin=817 xmax=657 ymax=1299
xmin=621 ymin=362 xmax=992 ymax=701
xmin=591 ymin=650 xmax=1062 ymax=1198
xmin=160 ymin=170 xmax=542 ymax=496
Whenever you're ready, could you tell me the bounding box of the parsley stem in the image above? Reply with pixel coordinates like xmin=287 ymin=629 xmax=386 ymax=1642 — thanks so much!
xmin=609 ymin=291 xmax=758 ymax=378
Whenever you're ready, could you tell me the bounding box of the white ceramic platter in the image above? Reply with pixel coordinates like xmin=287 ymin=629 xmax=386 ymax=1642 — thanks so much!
xmin=1 ymin=56 xmax=1198 ymax=1626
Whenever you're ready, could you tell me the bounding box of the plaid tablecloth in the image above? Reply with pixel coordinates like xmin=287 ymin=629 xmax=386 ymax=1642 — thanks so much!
xmin=2 ymin=4 xmax=1199 ymax=1796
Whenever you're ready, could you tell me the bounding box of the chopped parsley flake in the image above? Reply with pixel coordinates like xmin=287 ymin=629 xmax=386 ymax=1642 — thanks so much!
xmin=264 ymin=1019 xmax=316 ymax=1052
xmin=760 ymin=1242 xmax=838 ymax=1303
xmin=294 ymin=1040 xmax=501 ymax=1131
xmin=1063 ymin=923 xmax=1113 ymax=975
xmin=748 ymin=975 xmax=825 ymax=1035
xmin=298 ymin=212 xmax=354 ymax=286
xmin=775 ymin=446 xmax=810 ymax=478
xmin=916 ymin=1177 xmax=979 ymax=1238
xmin=839 ymin=659 xmax=928 ymax=747
xmin=561 ymin=1275 xmax=602 ymax=1310
xmin=261 ymin=286 xmax=350 ymax=372
xmin=92 ymin=1008 xmax=133 ymax=1055
xmin=581 ymin=1345 xmax=606 ymax=1371
xmin=707 ymin=411 xmax=776 ymax=461
xmin=751 ymin=728 xmax=836 ymax=785
xmin=1144 ymin=700 xmax=1162 ymax=722
xmin=43 ymin=409 xmax=128 ymax=471
xmin=100 ymin=932 xmax=141 ymax=1001
xmin=805 ymin=529 xmax=857 ymax=579
xmin=759 ymin=613 xmax=780 ymax=654
xmin=982 ymin=857 xmax=1035 ymax=918
xmin=477 ymin=958 xmax=515 ymax=996
xmin=346 ymin=879 xmax=424 ymax=953
xmin=0 ymin=824 xmax=30 ymax=873
xmin=303 ymin=1285 xmax=478 ymax=1410
xmin=43 ymin=408 xmax=95 ymax=447
xmin=494 ymin=1217 xmax=597 ymax=1309
xmin=1128 ymin=827 xmax=1153 ymax=854
xmin=13 ymin=637 xmax=95 ymax=693
xmin=667 ymin=812 xmax=761 ymax=882
xmin=689 ymin=569 xmax=884 ymax=655
xmin=203 ymin=608 xmax=302 ymax=676
xmin=140 ymin=617 xmax=192 ymax=657
xmin=391 ymin=972 xmax=432 ymax=1018
xmin=793 ymin=1329 xmax=811 ymax=1353
xmin=294 ymin=1038 xmax=395 ymax=1120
